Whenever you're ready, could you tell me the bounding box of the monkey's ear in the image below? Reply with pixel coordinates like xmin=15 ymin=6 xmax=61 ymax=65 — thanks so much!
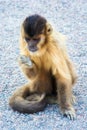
xmin=46 ymin=23 xmax=53 ymax=35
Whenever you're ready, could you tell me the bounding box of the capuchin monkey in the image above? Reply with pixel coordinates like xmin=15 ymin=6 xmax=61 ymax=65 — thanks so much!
xmin=9 ymin=14 xmax=77 ymax=120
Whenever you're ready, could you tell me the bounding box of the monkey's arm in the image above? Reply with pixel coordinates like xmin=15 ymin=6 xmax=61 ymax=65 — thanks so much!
xmin=56 ymin=78 xmax=76 ymax=120
xmin=18 ymin=55 xmax=38 ymax=79
xmin=66 ymin=59 xmax=77 ymax=85
xmin=52 ymin=56 xmax=76 ymax=119
xmin=48 ymin=38 xmax=76 ymax=119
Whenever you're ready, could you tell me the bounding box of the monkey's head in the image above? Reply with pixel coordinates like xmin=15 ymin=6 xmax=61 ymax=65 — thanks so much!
xmin=21 ymin=14 xmax=53 ymax=55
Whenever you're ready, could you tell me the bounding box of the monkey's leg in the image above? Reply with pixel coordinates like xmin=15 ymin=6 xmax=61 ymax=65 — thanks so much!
xmin=18 ymin=55 xmax=38 ymax=79
xmin=57 ymin=79 xmax=76 ymax=120
xmin=9 ymin=83 xmax=46 ymax=113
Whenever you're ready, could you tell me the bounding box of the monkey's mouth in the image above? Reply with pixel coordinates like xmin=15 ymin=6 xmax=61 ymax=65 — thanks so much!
xmin=29 ymin=47 xmax=38 ymax=52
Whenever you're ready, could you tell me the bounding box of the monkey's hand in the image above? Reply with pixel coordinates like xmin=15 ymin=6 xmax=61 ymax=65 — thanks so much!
xmin=61 ymin=106 xmax=76 ymax=120
xmin=18 ymin=55 xmax=38 ymax=79
xmin=18 ymin=55 xmax=33 ymax=68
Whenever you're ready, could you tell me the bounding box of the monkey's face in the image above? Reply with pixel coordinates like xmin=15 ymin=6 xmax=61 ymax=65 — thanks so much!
xmin=22 ymin=15 xmax=52 ymax=55
xmin=24 ymin=34 xmax=46 ymax=53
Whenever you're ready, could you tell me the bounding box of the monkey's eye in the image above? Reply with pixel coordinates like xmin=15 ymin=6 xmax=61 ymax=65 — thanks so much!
xmin=48 ymin=28 xmax=51 ymax=32
xmin=25 ymin=37 xmax=30 ymax=42
xmin=33 ymin=38 xmax=40 ymax=42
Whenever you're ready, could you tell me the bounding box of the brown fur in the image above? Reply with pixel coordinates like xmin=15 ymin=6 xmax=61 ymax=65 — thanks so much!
xmin=9 ymin=15 xmax=77 ymax=120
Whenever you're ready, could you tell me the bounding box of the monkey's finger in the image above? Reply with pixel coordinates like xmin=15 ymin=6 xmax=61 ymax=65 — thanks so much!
xmin=18 ymin=55 xmax=28 ymax=63
xmin=60 ymin=106 xmax=76 ymax=120
xmin=64 ymin=113 xmax=76 ymax=120
xmin=18 ymin=55 xmax=33 ymax=66
xmin=26 ymin=58 xmax=33 ymax=66
xmin=62 ymin=108 xmax=76 ymax=120
xmin=17 ymin=55 xmax=25 ymax=63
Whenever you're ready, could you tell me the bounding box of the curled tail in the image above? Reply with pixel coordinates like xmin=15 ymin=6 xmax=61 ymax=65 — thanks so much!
xmin=9 ymin=93 xmax=47 ymax=113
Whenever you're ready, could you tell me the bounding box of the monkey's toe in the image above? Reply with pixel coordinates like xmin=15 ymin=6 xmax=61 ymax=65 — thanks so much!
xmin=61 ymin=107 xmax=76 ymax=120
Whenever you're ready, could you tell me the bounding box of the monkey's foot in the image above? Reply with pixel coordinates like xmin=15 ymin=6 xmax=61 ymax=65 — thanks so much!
xmin=26 ymin=93 xmax=45 ymax=103
xmin=61 ymin=107 xmax=76 ymax=120
xmin=18 ymin=55 xmax=33 ymax=67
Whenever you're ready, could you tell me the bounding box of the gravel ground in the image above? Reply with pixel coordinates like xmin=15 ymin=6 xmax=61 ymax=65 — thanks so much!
xmin=0 ymin=0 xmax=87 ymax=130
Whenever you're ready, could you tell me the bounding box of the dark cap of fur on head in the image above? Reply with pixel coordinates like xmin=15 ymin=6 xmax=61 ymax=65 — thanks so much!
xmin=23 ymin=14 xmax=47 ymax=37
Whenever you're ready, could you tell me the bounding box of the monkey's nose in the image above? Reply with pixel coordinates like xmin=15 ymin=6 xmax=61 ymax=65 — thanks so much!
xmin=28 ymin=45 xmax=38 ymax=52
